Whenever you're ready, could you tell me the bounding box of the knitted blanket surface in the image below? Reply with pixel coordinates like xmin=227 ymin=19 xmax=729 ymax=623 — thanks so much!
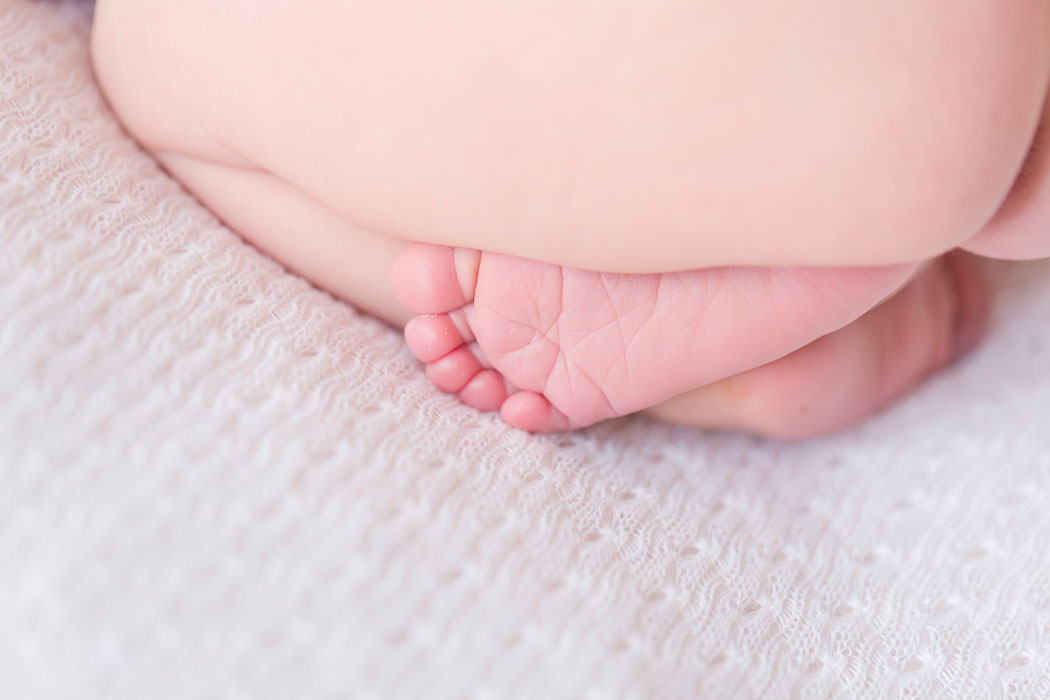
xmin=2 ymin=2 xmax=1049 ymax=698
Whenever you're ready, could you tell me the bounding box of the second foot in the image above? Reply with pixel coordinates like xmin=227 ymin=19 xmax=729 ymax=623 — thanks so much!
xmin=646 ymin=251 xmax=988 ymax=439
xmin=392 ymin=244 xmax=917 ymax=433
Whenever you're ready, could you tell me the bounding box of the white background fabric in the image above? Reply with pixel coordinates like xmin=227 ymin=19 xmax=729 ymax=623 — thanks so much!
xmin=2 ymin=2 xmax=1050 ymax=697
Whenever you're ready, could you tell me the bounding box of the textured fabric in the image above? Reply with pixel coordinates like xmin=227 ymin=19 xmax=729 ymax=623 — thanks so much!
xmin=3 ymin=2 xmax=1050 ymax=698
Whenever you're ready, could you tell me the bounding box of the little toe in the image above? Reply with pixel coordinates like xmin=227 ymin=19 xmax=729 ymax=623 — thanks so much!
xmin=458 ymin=369 xmax=508 ymax=412
xmin=500 ymin=391 xmax=572 ymax=433
xmin=405 ymin=314 xmax=465 ymax=363
xmin=426 ymin=345 xmax=484 ymax=393
xmin=391 ymin=244 xmax=481 ymax=314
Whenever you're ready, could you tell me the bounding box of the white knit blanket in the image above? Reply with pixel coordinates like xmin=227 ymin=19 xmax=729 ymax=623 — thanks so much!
xmin=3 ymin=2 xmax=1050 ymax=698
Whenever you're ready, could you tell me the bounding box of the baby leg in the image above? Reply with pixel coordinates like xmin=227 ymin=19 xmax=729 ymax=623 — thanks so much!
xmin=91 ymin=0 xmax=996 ymax=436
xmin=91 ymin=0 xmax=1050 ymax=272
xmin=118 ymin=116 xmax=984 ymax=437
xmin=136 ymin=137 xmax=978 ymax=437
xmin=131 ymin=145 xmax=981 ymax=438
xmin=154 ymin=152 xmax=412 ymax=327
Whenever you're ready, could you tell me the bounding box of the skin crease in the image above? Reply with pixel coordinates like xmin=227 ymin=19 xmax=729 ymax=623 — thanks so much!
xmin=963 ymin=93 xmax=1050 ymax=261
xmin=89 ymin=1 xmax=1049 ymax=435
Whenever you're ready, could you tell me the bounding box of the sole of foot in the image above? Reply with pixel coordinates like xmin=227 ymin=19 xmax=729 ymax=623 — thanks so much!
xmin=393 ymin=244 xmax=924 ymax=433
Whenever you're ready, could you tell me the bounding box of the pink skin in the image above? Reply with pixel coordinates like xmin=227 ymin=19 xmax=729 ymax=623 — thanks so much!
xmin=89 ymin=0 xmax=1048 ymax=437
xmin=648 ymin=252 xmax=988 ymax=438
xmin=393 ymin=246 xmax=918 ymax=431
xmin=963 ymin=99 xmax=1050 ymax=261
xmin=385 ymin=67 xmax=1050 ymax=435
xmin=394 ymin=248 xmax=991 ymax=436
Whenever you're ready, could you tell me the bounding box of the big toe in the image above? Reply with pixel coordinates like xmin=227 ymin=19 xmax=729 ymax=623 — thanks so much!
xmin=391 ymin=244 xmax=481 ymax=314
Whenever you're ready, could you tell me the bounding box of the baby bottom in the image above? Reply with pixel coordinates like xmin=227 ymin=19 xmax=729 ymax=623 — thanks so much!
xmin=90 ymin=0 xmax=1027 ymax=435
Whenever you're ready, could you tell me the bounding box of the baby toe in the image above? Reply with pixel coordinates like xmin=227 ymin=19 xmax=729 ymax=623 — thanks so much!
xmin=405 ymin=314 xmax=465 ymax=363
xmin=391 ymin=244 xmax=480 ymax=314
xmin=426 ymin=346 xmax=484 ymax=393
xmin=500 ymin=391 xmax=572 ymax=433
xmin=458 ymin=370 xmax=508 ymax=412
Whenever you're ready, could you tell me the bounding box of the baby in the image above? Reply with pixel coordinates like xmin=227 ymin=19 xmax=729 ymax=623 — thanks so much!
xmin=90 ymin=1 xmax=1050 ymax=437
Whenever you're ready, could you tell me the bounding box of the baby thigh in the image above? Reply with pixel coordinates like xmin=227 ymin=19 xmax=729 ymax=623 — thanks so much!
xmin=93 ymin=0 xmax=1050 ymax=273
xmin=91 ymin=1 xmax=417 ymax=326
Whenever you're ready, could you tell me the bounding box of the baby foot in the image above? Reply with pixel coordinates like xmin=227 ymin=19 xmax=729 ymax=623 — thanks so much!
xmin=647 ymin=252 xmax=988 ymax=439
xmin=392 ymin=245 xmax=914 ymax=432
